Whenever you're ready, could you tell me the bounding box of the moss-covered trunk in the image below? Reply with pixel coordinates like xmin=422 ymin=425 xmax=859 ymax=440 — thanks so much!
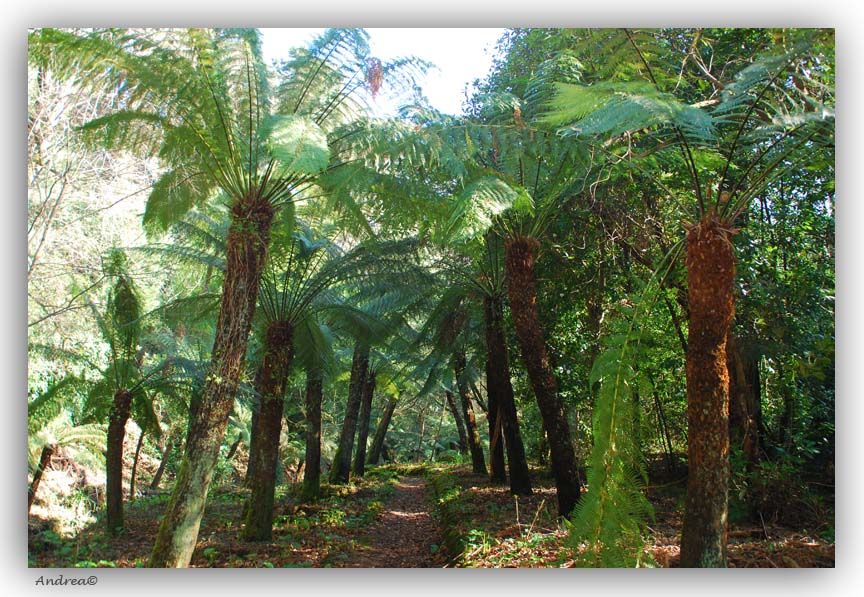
xmin=329 ymin=342 xmax=369 ymax=483
xmin=367 ymin=395 xmax=397 ymax=466
xmin=680 ymin=217 xmax=735 ymax=568
xmin=352 ymin=373 xmax=376 ymax=477
xmin=302 ymin=369 xmax=323 ymax=501
xmin=106 ymin=389 xmax=133 ymax=534
xmin=505 ymin=236 xmax=580 ymax=516
xmin=484 ymin=295 xmax=533 ymax=496
xmin=149 ymin=195 xmax=273 ymax=567
xmin=453 ymin=352 xmax=487 ymax=475
xmin=244 ymin=369 xmax=263 ymax=488
xmin=444 ymin=390 xmax=468 ymax=455
xmin=243 ymin=320 xmax=294 ymax=541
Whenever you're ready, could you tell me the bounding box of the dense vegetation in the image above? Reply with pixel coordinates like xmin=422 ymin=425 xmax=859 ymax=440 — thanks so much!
xmin=28 ymin=28 xmax=834 ymax=569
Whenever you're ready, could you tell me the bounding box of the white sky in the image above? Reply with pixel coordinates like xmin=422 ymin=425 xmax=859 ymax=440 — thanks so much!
xmin=261 ymin=28 xmax=506 ymax=116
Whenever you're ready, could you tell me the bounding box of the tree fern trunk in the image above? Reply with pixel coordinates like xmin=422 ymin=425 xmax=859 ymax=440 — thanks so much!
xmin=453 ymin=352 xmax=487 ymax=475
xmin=445 ymin=390 xmax=468 ymax=455
xmin=107 ymin=389 xmax=133 ymax=535
xmin=680 ymin=216 xmax=735 ymax=568
xmin=505 ymin=236 xmax=580 ymax=516
xmin=243 ymin=320 xmax=293 ymax=541
xmin=352 ymin=373 xmax=376 ymax=477
xmin=329 ymin=342 xmax=369 ymax=483
xmin=302 ymin=369 xmax=323 ymax=502
xmin=149 ymin=195 xmax=274 ymax=568
xmin=484 ymin=295 xmax=533 ymax=496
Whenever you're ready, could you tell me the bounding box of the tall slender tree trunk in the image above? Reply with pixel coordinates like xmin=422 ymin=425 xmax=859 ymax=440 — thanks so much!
xmin=330 ymin=342 xmax=369 ymax=483
xmin=352 ymin=373 xmax=376 ymax=477
xmin=453 ymin=353 xmax=487 ymax=475
xmin=28 ymin=443 xmax=55 ymax=513
xmin=445 ymin=390 xmax=468 ymax=455
xmin=680 ymin=217 xmax=735 ymax=568
xmin=727 ymin=333 xmax=762 ymax=472
xmin=485 ymin=369 xmax=507 ymax=485
xmin=368 ymin=395 xmax=397 ymax=466
xmin=484 ymin=295 xmax=533 ymax=496
xmin=106 ymin=389 xmax=133 ymax=534
xmin=302 ymin=369 xmax=323 ymax=502
xmin=505 ymin=236 xmax=580 ymax=516
xmin=149 ymin=195 xmax=274 ymax=567
xmin=150 ymin=438 xmax=174 ymax=490
xmin=129 ymin=430 xmax=146 ymax=502
xmin=243 ymin=320 xmax=294 ymax=541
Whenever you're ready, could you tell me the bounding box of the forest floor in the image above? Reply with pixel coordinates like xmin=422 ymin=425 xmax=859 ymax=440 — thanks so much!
xmin=28 ymin=462 xmax=834 ymax=568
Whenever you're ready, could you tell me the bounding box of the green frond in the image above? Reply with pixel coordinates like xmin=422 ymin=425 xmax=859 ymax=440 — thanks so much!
xmin=144 ymin=166 xmax=216 ymax=235
xmin=544 ymin=81 xmax=716 ymax=144
xmin=267 ymin=114 xmax=330 ymax=176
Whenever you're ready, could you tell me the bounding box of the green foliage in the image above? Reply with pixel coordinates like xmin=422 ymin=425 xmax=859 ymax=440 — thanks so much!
xmin=566 ymin=284 xmax=663 ymax=568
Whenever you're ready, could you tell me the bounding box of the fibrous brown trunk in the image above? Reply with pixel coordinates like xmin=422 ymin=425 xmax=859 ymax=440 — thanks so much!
xmin=28 ymin=444 xmax=55 ymax=513
xmin=505 ymin=236 xmax=580 ymax=516
xmin=302 ymin=369 xmax=323 ymax=501
xmin=352 ymin=373 xmax=376 ymax=477
xmin=329 ymin=342 xmax=369 ymax=483
xmin=453 ymin=353 xmax=487 ymax=475
xmin=149 ymin=195 xmax=273 ymax=567
xmin=484 ymin=295 xmax=533 ymax=496
xmin=367 ymin=395 xmax=397 ymax=466
xmin=243 ymin=320 xmax=294 ymax=541
xmin=444 ymin=390 xmax=468 ymax=455
xmin=680 ymin=217 xmax=735 ymax=568
xmin=107 ymin=389 xmax=133 ymax=534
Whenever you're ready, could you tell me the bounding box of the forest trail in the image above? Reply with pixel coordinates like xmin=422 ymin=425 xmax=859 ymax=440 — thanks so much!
xmin=340 ymin=476 xmax=442 ymax=568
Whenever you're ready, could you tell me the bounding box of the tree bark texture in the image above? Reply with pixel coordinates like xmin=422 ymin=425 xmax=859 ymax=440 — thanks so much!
xmin=302 ymin=369 xmax=323 ymax=501
xmin=352 ymin=373 xmax=376 ymax=478
xmin=444 ymin=390 xmax=468 ymax=455
xmin=243 ymin=320 xmax=294 ymax=541
xmin=483 ymin=296 xmax=533 ymax=496
xmin=680 ymin=217 xmax=735 ymax=568
xmin=367 ymin=395 xmax=397 ymax=466
xmin=106 ymin=389 xmax=133 ymax=534
xmin=149 ymin=195 xmax=274 ymax=567
xmin=453 ymin=353 xmax=487 ymax=475
xmin=28 ymin=444 xmax=55 ymax=513
xmin=505 ymin=236 xmax=580 ymax=516
xmin=329 ymin=342 xmax=369 ymax=483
